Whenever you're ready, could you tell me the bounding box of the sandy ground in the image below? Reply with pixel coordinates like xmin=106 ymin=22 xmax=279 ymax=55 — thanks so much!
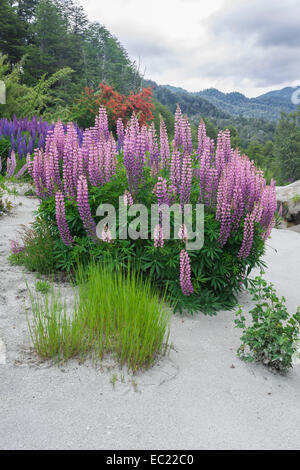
xmin=0 ymin=191 xmax=300 ymax=450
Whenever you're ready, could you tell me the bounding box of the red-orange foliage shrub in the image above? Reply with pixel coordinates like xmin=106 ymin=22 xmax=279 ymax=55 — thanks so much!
xmin=74 ymin=83 xmax=154 ymax=129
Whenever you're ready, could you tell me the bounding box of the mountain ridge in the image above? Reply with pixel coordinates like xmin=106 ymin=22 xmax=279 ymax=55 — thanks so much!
xmin=156 ymin=83 xmax=300 ymax=121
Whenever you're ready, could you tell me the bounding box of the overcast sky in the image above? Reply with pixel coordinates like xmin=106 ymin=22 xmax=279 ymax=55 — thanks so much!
xmin=80 ymin=0 xmax=300 ymax=97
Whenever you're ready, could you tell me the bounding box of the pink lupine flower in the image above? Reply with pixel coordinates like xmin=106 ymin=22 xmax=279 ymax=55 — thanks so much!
xmin=238 ymin=212 xmax=255 ymax=259
xmin=197 ymin=119 xmax=207 ymax=159
xmin=159 ymin=117 xmax=170 ymax=168
xmin=55 ymin=192 xmax=74 ymax=246
xmin=123 ymin=190 xmax=133 ymax=206
xmin=116 ymin=118 xmax=125 ymax=149
xmin=178 ymin=224 xmax=188 ymax=243
xmin=180 ymin=249 xmax=194 ymax=295
xmin=77 ymin=175 xmax=97 ymax=242
xmin=7 ymin=150 xmax=16 ymax=177
xmin=170 ymin=150 xmax=181 ymax=190
xmin=15 ymin=162 xmax=28 ymax=179
xmin=179 ymin=153 xmax=192 ymax=206
xmin=101 ymin=225 xmax=112 ymax=243
xmin=154 ymin=177 xmax=169 ymax=207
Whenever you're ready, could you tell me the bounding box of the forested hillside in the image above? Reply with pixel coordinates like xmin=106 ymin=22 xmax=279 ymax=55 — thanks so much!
xmin=0 ymin=0 xmax=142 ymax=104
xmin=144 ymin=80 xmax=229 ymax=120
xmin=154 ymin=83 xmax=299 ymax=121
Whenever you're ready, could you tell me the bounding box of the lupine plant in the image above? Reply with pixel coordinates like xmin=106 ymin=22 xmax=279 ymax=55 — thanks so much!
xmin=0 ymin=116 xmax=83 ymax=177
xmin=15 ymin=105 xmax=277 ymax=313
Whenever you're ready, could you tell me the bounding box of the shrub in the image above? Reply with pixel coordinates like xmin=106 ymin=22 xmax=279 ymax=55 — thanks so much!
xmin=0 ymin=137 xmax=11 ymax=174
xmin=9 ymin=219 xmax=56 ymax=274
xmin=235 ymin=274 xmax=300 ymax=372
xmin=24 ymin=106 xmax=276 ymax=314
xmin=72 ymin=83 xmax=154 ymax=130
xmin=27 ymin=263 xmax=171 ymax=371
xmin=35 ymin=280 xmax=51 ymax=295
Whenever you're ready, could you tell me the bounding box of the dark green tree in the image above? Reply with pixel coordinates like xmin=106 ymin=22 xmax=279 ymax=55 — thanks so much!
xmin=0 ymin=0 xmax=26 ymax=64
xmin=274 ymin=108 xmax=300 ymax=182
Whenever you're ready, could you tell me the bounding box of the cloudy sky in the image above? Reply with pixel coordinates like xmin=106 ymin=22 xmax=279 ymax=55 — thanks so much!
xmin=81 ymin=0 xmax=300 ymax=97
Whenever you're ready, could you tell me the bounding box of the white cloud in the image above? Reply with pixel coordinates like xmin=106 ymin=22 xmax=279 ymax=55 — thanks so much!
xmin=80 ymin=0 xmax=300 ymax=97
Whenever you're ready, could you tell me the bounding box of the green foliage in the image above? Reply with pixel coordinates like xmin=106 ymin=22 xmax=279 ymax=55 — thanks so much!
xmin=35 ymin=280 xmax=51 ymax=294
xmin=0 ymin=138 xmax=11 ymax=174
xmin=274 ymin=108 xmax=300 ymax=183
xmin=10 ymin=219 xmax=56 ymax=274
xmin=0 ymin=54 xmax=73 ymax=119
xmin=0 ymin=0 xmax=141 ymax=120
xmin=152 ymin=98 xmax=175 ymax=137
xmin=235 ymin=274 xmax=300 ymax=372
xmin=292 ymin=194 xmax=300 ymax=205
xmin=0 ymin=0 xmax=28 ymax=64
xmin=27 ymin=263 xmax=172 ymax=372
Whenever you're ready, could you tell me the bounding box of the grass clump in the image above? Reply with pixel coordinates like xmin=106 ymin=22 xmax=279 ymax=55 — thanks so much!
xmin=27 ymin=263 xmax=172 ymax=372
xmin=35 ymin=280 xmax=51 ymax=294
xmin=9 ymin=219 xmax=56 ymax=274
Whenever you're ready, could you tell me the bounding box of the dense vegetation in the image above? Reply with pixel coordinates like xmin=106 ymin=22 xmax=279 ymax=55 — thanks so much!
xmin=9 ymin=106 xmax=277 ymax=314
xmin=1 ymin=0 xmax=299 ymax=188
xmin=0 ymin=0 xmax=142 ymax=113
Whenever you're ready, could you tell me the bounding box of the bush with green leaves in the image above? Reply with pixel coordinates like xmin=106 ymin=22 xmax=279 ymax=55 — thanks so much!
xmin=31 ymin=166 xmax=266 ymax=315
xmin=235 ymin=274 xmax=300 ymax=372
xmin=14 ymin=106 xmax=276 ymax=314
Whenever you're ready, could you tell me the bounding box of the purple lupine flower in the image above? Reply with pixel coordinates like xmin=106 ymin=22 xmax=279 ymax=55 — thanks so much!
xmin=7 ymin=150 xmax=16 ymax=177
xmin=238 ymin=212 xmax=255 ymax=259
xmin=180 ymin=249 xmax=194 ymax=295
xmin=179 ymin=153 xmax=192 ymax=206
xmin=55 ymin=192 xmax=74 ymax=246
xmin=77 ymin=175 xmax=97 ymax=242
xmin=180 ymin=115 xmax=193 ymax=155
xmin=148 ymin=123 xmax=159 ymax=168
xmin=174 ymin=105 xmax=183 ymax=149
xmin=15 ymin=162 xmax=28 ymax=179
xmin=123 ymin=114 xmax=144 ymax=193
xmin=154 ymin=177 xmax=169 ymax=207
xmin=159 ymin=117 xmax=170 ymax=168
xmin=95 ymin=106 xmax=110 ymax=141
xmin=10 ymin=240 xmax=25 ymax=255
xmin=116 ymin=118 xmax=125 ymax=149
xmin=197 ymin=119 xmax=207 ymax=159
xmin=123 ymin=190 xmax=133 ymax=206
xmin=170 ymin=150 xmax=181 ymax=190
